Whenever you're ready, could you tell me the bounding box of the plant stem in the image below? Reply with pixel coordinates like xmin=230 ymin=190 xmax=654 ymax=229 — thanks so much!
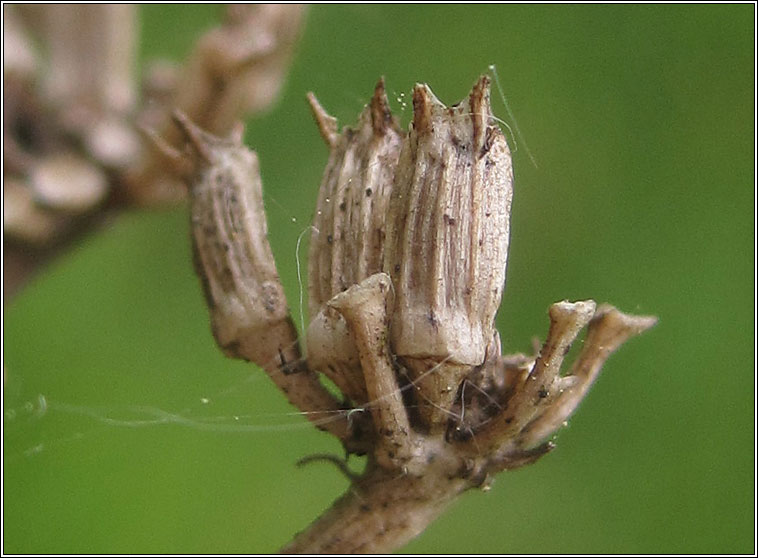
xmin=282 ymin=463 xmax=471 ymax=554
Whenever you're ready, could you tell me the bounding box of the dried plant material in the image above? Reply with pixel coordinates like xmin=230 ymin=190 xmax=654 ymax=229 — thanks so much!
xmin=29 ymin=152 xmax=109 ymax=213
xmin=306 ymin=79 xmax=403 ymax=405
xmin=171 ymin=112 xmax=362 ymax=448
xmin=300 ymin=77 xmax=653 ymax=552
xmin=3 ymin=5 xmax=37 ymax=79
xmin=5 ymin=11 xmax=658 ymax=545
xmin=124 ymin=4 xmax=306 ymax=206
xmin=384 ymin=76 xmax=513 ymax=428
xmin=283 ymin=463 xmax=471 ymax=554
xmin=458 ymin=300 xmax=597 ymax=456
xmin=3 ymin=178 xmax=64 ymax=245
xmin=137 ymin=59 xmax=180 ymax=132
xmin=286 ymin=301 xmax=654 ymax=554
xmin=25 ymin=4 xmax=137 ymax=130
xmin=3 ymin=3 xmax=142 ymax=300
xmin=4 ymin=5 xmax=307 ymax=300
xmin=307 ymin=78 xmax=402 ymax=315
xmin=327 ymin=273 xmax=421 ymax=472
xmin=175 ymin=4 xmax=305 ymax=132
xmin=176 ymin=74 xmax=655 ymax=553
xmin=516 ymin=304 xmax=659 ymax=449
xmin=173 ymin=113 xmax=288 ymax=362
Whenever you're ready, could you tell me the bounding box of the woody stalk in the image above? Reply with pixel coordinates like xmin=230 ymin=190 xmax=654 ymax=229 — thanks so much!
xmin=169 ymin=75 xmax=656 ymax=553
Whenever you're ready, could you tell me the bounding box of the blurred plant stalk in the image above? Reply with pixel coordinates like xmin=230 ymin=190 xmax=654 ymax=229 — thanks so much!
xmin=2 ymin=4 xmax=305 ymax=301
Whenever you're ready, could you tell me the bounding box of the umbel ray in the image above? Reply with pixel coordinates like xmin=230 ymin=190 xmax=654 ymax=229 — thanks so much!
xmin=155 ymin=74 xmax=656 ymax=554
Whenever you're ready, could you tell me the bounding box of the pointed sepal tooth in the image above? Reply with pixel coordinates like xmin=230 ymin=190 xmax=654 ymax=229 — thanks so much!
xmin=369 ymin=77 xmax=398 ymax=136
xmin=307 ymin=92 xmax=339 ymax=147
xmin=466 ymin=75 xmax=493 ymax=153
xmin=410 ymin=83 xmax=441 ymax=136
xmin=172 ymin=109 xmax=221 ymax=165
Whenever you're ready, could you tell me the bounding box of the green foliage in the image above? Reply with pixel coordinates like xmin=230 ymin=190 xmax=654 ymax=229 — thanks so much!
xmin=3 ymin=5 xmax=754 ymax=553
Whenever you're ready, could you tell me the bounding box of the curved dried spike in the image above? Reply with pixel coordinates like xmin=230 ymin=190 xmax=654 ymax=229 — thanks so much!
xmin=307 ymin=92 xmax=338 ymax=147
xmin=384 ymin=76 xmax=513 ymax=428
xmin=137 ymin=123 xmax=192 ymax=178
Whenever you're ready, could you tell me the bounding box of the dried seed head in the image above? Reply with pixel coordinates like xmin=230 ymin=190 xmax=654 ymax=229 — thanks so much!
xmin=173 ymin=112 xmax=297 ymax=368
xmin=307 ymin=78 xmax=403 ymax=317
xmin=306 ymin=80 xmax=403 ymax=404
xmin=384 ymin=76 xmax=514 ymax=426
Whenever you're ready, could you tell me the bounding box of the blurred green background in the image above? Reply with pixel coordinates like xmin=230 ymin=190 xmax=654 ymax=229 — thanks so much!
xmin=3 ymin=4 xmax=754 ymax=554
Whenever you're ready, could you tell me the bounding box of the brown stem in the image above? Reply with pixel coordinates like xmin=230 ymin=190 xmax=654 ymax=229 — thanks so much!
xmin=281 ymin=463 xmax=470 ymax=554
xmin=329 ymin=273 xmax=421 ymax=472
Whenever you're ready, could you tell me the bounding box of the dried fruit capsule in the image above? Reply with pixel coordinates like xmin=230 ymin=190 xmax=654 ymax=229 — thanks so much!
xmin=173 ymin=115 xmax=295 ymax=366
xmin=306 ymin=79 xmax=403 ymax=404
xmin=173 ymin=112 xmax=357 ymax=445
xmin=307 ymin=78 xmax=403 ymax=316
xmin=384 ymin=76 xmax=514 ymax=427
